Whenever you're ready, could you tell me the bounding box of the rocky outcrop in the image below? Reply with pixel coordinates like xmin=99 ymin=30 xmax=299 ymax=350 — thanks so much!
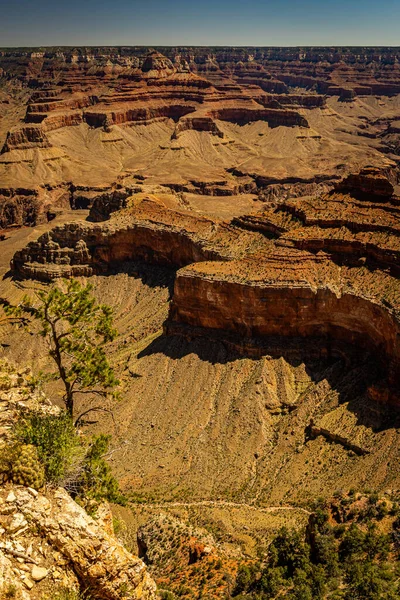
xmin=173 ymin=116 xmax=224 ymax=138
xmin=11 ymin=199 xmax=266 ymax=280
xmin=0 ymin=187 xmax=70 ymax=229
xmin=141 ymin=51 xmax=175 ymax=77
xmin=306 ymin=420 xmax=369 ymax=456
xmin=0 ymin=486 xmax=157 ymax=599
xmin=336 ymin=167 xmax=395 ymax=198
xmin=1 ymin=125 xmax=50 ymax=152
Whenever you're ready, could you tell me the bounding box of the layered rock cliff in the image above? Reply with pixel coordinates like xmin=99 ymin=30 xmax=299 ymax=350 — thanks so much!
xmin=11 ymin=198 xmax=267 ymax=280
xmin=10 ymin=169 xmax=400 ymax=405
xmin=166 ymin=251 xmax=400 ymax=402
xmin=1 ymin=47 xmax=398 ymax=227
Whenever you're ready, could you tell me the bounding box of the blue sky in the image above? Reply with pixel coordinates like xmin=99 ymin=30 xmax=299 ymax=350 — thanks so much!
xmin=0 ymin=0 xmax=399 ymax=47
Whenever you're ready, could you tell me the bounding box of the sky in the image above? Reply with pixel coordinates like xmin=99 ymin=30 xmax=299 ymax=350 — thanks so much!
xmin=0 ymin=0 xmax=400 ymax=48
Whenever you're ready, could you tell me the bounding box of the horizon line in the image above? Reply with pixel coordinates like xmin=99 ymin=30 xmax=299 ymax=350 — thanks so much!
xmin=2 ymin=44 xmax=400 ymax=50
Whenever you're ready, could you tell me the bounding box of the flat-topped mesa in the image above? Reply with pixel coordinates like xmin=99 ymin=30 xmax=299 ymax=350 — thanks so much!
xmin=335 ymin=167 xmax=395 ymax=199
xmin=209 ymin=106 xmax=309 ymax=128
xmin=166 ymin=250 xmax=400 ymax=405
xmin=11 ymin=199 xmax=267 ymax=280
xmin=1 ymin=125 xmax=50 ymax=153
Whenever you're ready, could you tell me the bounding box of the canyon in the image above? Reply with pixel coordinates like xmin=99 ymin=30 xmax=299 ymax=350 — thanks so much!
xmin=2 ymin=45 xmax=400 ymax=598
xmin=1 ymin=47 xmax=400 ymax=227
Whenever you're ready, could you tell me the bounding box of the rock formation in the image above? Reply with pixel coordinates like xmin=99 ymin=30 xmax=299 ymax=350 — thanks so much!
xmin=11 ymin=169 xmax=400 ymax=405
xmin=11 ymin=197 xmax=267 ymax=280
xmin=0 ymin=486 xmax=157 ymax=599
xmin=1 ymin=47 xmax=399 ymax=227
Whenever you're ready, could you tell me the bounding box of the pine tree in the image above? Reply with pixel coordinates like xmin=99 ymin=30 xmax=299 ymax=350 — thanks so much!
xmin=4 ymin=279 xmax=118 ymax=424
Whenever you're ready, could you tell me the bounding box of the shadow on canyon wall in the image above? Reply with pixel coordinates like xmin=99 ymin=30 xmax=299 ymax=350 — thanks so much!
xmin=138 ymin=329 xmax=400 ymax=433
xmin=5 ymin=260 xmax=400 ymax=433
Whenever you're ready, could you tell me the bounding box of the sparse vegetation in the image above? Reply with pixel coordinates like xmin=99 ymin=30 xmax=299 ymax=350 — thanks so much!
xmin=41 ymin=588 xmax=92 ymax=600
xmin=0 ymin=409 xmax=125 ymax=506
xmin=79 ymin=433 xmax=126 ymax=505
xmin=233 ymin=500 xmax=400 ymax=600
xmin=15 ymin=410 xmax=81 ymax=484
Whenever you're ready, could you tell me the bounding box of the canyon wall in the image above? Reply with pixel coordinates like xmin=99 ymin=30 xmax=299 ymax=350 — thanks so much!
xmin=166 ymin=259 xmax=400 ymax=397
xmin=10 ymin=170 xmax=400 ymax=406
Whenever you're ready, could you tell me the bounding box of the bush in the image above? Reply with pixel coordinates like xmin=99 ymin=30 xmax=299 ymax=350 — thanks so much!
xmin=16 ymin=411 xmax=81 ymax=484
xmin=269 ymin=527 xmax=311 ymax=577
xmin=233 ymin=563 xmax=259 ymax=595
xmin=260 ymin=566 xmax=285 ymax=596
xmin=13 ymin=411 xmax=125 ymax=506
xmin=79 ymin=434 xmax=126 ymax=505
xmin=339 ymin=524 xmax=366 ymax=560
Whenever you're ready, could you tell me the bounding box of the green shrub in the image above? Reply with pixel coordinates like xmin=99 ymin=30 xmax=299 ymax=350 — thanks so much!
xmin=233 ymin=563 xmax=259 ymax=595
xmin=11 ymin=443 xmax=45 ymax=489
xmin=16 ymin=411 xmax=81 ymax=484
xmin=13 ymin=412 xmax=125 ymax=506
xmin=112 ymin=515 xmax=126 ymax=536
xmin=79 ymin=434 xmax=126 ymax=505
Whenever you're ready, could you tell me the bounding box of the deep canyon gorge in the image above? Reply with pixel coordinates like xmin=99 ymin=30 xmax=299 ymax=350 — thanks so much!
xmin=1 ymin=45 xmax=400 ymax=599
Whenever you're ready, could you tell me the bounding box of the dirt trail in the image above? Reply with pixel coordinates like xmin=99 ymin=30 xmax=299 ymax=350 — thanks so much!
xmin=135 ymin=500 xmax=311 ymax=515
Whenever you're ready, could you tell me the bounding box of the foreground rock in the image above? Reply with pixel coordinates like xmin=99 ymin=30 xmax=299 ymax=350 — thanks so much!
xmin=0 ymin=485 xmax=157 ymax=599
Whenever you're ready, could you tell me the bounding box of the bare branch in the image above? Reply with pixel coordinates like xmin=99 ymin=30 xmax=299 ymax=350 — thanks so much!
xmin=74 ymin=407 xmax=116 ymax=428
